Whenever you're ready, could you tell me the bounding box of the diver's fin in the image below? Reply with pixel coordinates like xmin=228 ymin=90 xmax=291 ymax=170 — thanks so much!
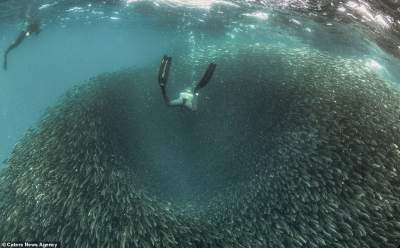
xmin=158 ymin=55 xmax=172 ymax=87
xmin=194 ymin=63 xmax=216 ymax=92
xmin=158 ymin=55 xmax=173 ymax=105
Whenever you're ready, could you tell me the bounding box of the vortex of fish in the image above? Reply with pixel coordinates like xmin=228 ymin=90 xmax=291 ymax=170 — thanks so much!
xmin=0 ymin=45 xmax=399 ymax=248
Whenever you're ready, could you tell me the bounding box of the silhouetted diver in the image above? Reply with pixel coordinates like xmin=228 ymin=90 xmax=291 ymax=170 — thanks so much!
xmin=3 ymin=18 xmax=41 ymax=71
xmin=158 ymin=55 xmax=216 ymax=111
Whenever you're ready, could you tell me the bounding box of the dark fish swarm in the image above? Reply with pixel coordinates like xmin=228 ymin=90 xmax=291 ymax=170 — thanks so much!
xmin=0 ymin=46 xmax=399 ymax=248
xmin=0 ymin=72 xmax=224 ymax=248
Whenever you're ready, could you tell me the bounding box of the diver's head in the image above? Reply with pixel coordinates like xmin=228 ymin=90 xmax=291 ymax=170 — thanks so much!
xmin=27 ymin=19 xmax=41 ymax=35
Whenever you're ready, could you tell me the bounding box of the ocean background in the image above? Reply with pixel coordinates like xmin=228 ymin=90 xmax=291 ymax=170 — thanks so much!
xmin=0 ymin=0 xmax=400 ymax=247
xmin=0 ymin=0 xmax=399 ymax=169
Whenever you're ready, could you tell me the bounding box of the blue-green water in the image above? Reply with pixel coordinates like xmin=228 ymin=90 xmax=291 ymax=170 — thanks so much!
xmin=0 ymin=1 xmax=400 ymax=247
xmin=1 ymin=1 xmax=399 ymax=167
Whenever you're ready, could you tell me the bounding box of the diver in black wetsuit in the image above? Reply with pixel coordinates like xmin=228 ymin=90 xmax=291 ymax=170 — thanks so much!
xmin=3 ymin=18 xmax=41 ymax=71
xmin=158 ymin=55 xmax=216 ymax=111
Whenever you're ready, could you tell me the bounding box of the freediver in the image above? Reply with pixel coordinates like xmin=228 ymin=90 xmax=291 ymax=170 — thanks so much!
xmin=3 ymin=18 xmax=41 ymax=71
xmin=158 ymin=55 xmax=216 ymax=111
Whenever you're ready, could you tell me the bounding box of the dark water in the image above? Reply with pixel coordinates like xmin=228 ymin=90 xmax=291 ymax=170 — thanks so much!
xmin=0 ymin=1 xmax=399 ymax=247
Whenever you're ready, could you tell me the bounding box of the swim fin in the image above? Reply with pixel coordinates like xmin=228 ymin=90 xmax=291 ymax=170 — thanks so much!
xmin=158 ymin=55 xmax=172 ymax=87
xmin=194 ymin=63 xmax=216 ymax=92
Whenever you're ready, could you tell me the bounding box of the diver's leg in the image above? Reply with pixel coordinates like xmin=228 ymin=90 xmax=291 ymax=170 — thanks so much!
xmin=160 ymin=85 xmax=171 ymax=105
xmin=3 ymin=32 xmax=27 ymax=71
xmin=3 ymin=50 xmax=9 ymax=70
xmin=168 ymin=97 xmax=184 ymax=106
xmin=3 ymin=45 xmax=17 ymax=71
xmin=194 ymin=63 xmax=217 ymax=93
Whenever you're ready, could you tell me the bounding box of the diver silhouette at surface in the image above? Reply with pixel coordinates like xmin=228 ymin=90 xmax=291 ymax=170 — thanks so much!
xmin=3 ymin=18 xmax=41 ymax=71
xmin=158 ymin=55 xmax=217 ymax=111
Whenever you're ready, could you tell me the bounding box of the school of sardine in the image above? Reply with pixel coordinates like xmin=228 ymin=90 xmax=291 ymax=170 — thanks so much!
xmin=0 ymin=45 xmax=399 ymax=247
